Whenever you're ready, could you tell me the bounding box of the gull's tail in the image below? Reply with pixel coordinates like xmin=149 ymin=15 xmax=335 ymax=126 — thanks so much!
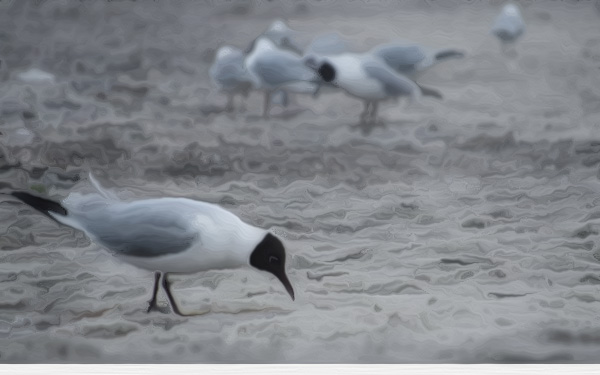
xmin=434 ymin=49 xmax=465 ymax=62
xmin=416 ymin=84 xmax=443 ymax=100
xmin=11 ymin=192 xmax=68 ymax=221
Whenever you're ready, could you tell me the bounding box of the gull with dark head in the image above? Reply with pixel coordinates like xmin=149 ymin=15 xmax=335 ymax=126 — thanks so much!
xmin=10 ymin=175 xmax=295 ymax=316
xmin=309 ymin=52 xmax=421 ymax=123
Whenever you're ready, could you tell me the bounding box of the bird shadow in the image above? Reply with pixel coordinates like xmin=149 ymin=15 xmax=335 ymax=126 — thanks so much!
xmin=245 ymin=107 xmax=307 ymax=122
xmin=199 ymin=104 xmax=226 ymax=117
xmin=350 ymin=118 xmax=388 ymax=136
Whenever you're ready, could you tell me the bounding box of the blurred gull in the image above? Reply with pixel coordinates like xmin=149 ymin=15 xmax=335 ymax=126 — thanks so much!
xmin=304 ymin=34 xmax=458 ymax=100
xmin=208 ymin=20 xmax=302 ymax=113
xmin=11 ymin=175 xmax=295 ymax=316
xmin=245 ymin=37 xmax=320 ymax=118
xmin=209 ymin=45 xmax=253 ymax=112
xmin=491 ymin=3 xmax=525 ymax=45
xmin=310 ymin=52 xmax=421 ymax=123
xmin=251 ymin=19 xmax=307 ymax=113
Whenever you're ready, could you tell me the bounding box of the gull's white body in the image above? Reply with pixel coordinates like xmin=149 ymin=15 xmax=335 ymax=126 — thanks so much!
xmin=50 ymin=190 xmax=267 ymax=274
xmin=491 ymin=3 xmax=525 ymax=43
xmin=245 ymin=37 xmax=318 ymax=93
xmin=329 ymin=54 xmax=386 ymax=100
xmin=323 ymin=53 xmax=420 ymax=102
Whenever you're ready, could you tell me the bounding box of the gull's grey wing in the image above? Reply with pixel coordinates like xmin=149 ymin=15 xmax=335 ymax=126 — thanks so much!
xmin=74 ymin=201 xmax=199 ymax=258
xmin=253 ymin=51 xmax=317 ymax=86
xmin=372 ymin=44 xmax=427 ymax=75
xmin=305 ymin=32 xmax=352 ymax=56
xmin=363 ymin=60 xmax=419 ymax=97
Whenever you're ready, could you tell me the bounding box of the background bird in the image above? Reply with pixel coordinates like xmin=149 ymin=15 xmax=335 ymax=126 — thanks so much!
xmin=209 ymin=20 xmax=304 ymax=114
xmin=312 ymin=52 xmax=421 ymax=123
xmin=491 ymin=2 xmax=525 ymax=52
xmin=245 ymin=37 xmax=321 ymax=118
xmin=209 ymin=45 xmax=253 ymax=112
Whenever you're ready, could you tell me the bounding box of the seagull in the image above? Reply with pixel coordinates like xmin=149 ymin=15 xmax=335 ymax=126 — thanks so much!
xmin=208 ymin=20 xmax=302 ymax=113
xmin=209 ymin=45 xmax=253 ymax=112
xmin=245 ymin=36 xmax=320 ymax=118
xmin=10 ymin=176 xmax=295 ymax=316
xmin=304 ymin=34 xmax=456 ymax=102
xmin=371 ymin=42 xmax=465 ymax=79
xmin=491 ymin=3 xmax=525 ymax=45
xmin=309 ymin=52 xmax=421 ymax=122
xmin=302 ymin=32 xmax=357 ymax=98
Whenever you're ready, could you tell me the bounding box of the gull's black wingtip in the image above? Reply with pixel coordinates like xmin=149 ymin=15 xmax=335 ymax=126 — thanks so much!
xmin=435 ymin=49 xmax=466 ymax=61
xmin=11 ymin=191 xmax=67 ymax=217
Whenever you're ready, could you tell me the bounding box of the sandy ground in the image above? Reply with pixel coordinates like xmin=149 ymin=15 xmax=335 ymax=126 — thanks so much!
xmin=1 ymin=0 xmax=600 ymax=363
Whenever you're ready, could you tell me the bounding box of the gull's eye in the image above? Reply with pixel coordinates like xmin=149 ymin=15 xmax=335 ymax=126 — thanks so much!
xmin=269 ymin=256 xmax=280 ymax=265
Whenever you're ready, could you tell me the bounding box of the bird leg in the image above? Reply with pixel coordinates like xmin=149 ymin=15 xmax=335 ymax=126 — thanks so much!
xmin=263 ymin=90 xmax=272 ymax=118
xmin=360 ymin=101 xmax=371 ymax=122
xmin=225 ymin=94 xmax=235 ymax=112
xmin=370 ymin=101 xmax=379 ymax=122
xmin=147 ymin=271 xmax=162 ymax=313
xmin=162 ymin=272 xmax=194 ymax=317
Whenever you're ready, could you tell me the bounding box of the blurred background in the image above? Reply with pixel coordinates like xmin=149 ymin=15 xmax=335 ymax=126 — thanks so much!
xmin=1 ymin=0 xmax=600 ymax=363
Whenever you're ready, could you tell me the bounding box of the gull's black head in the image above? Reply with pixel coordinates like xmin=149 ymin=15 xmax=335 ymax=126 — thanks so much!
xmin=250 ymin=233 xmax=295 ymax=300
xmin=317 ymin=62 xmax=336 ymax=83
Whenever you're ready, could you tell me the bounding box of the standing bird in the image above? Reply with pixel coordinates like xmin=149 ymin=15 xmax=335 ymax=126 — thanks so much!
xmin=209 ymin=45 xmax=253 ymax=112
xmin=309 ymin=52 xmax=421 ymax=123
xmin=10 ymin=177 xmax=295 ymax=316
xmin=371 ymin=43 xmax=465 ymax=79
xmin=491 ymin=3 xmax=525 ymax=47
xmin=209 ymin=20 xmax=302 ymax=113
xmin=245 ymin=37 xmax=320 ymax=118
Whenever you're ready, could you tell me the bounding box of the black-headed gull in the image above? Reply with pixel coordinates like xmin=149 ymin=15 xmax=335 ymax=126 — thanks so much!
xmin=309 ymin=52 xmax=421 ymax=122
xmin=11 ymin=177 xmax=295 ymax=316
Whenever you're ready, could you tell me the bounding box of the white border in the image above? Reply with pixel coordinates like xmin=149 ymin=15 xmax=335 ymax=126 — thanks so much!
xmin=3 ymin=364 xmax=600 ymax=375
